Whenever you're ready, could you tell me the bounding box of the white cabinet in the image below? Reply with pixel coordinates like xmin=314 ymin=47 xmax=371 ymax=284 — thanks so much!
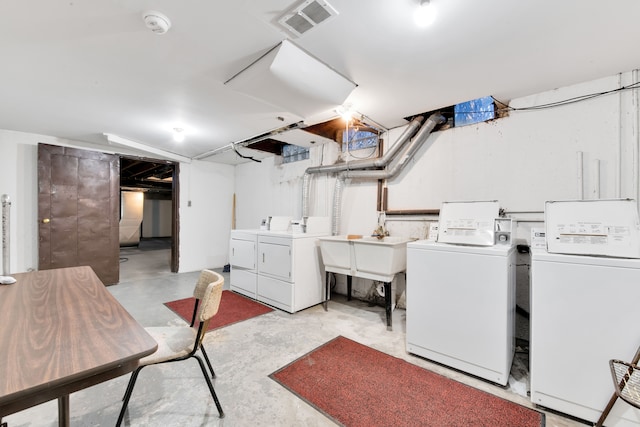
xmin=229 ymin=230 xmax=258 ymax=298
xmin=257 ymin=233 xmax=325 ymax=313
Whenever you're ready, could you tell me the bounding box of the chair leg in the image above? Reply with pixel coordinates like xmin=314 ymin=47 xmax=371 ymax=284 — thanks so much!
xmin=190 ymin=299 xmax=200 ymax=327
xmin=200 ymin=344 xmax=216 ymax=378
xmin=116 ymin=367 xmax=144 ymax=427
xmin=193 ymin=355 xmax=224 ymax=418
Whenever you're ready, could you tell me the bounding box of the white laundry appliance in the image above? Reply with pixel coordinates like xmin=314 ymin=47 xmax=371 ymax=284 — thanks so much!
xmin=229 ymin=216 xmax=330 ymax=313
xmin=406 ymin=201 xmax=516 ymax=386
xmin=530 ymin=249 xmax=640 ymax=425
xmin=530 ymin=199 xmax=640 ymax=425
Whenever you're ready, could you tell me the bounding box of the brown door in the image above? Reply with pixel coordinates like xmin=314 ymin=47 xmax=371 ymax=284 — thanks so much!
xmin=38 ymin=144 xmax=120 ymax=285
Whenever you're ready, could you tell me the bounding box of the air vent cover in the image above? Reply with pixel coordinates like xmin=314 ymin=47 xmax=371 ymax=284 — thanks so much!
xmin=278 ymin=0 xmax=338 ymax=38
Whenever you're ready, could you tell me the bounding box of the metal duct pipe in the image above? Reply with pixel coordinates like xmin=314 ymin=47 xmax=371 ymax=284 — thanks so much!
xmin=344 ymin=113 xmax=446 ymax=180
xmin=302 ymin=173 xmax=311 ymax=218
xmin=328 ymin=113 xmax=444 ymax=235
xmin=305 ymin=115 xmax=424 ymax=175
xmin=332 ymin=175 xmax=346 ymax=236
xmin=302 ymin=115 xmax=424 ymax=218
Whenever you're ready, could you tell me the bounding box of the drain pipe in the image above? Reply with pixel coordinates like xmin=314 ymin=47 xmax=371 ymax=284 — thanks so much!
xmin=302 ymin=115 xmax=425 ymax=217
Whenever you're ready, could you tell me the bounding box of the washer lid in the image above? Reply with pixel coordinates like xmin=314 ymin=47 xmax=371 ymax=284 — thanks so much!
xmin=437 ymin=200 xmax=499 ymax=246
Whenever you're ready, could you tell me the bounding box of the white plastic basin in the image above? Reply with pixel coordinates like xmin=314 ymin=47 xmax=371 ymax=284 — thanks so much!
xmin=352 ymin=236 xmax=412 ymax=281
xmin=317 ymin=236 xmax=353 ymax=275
xmin=318 ymin=235 xmax=412 ymax=281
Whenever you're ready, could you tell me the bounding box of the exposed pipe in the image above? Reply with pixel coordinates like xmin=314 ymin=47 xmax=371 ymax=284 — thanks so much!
xmin=302 ymin=114 xmax=425 ymax=218
xmin=594 ymin=159 xmax=601 ymax=199
xmin=325 ymin=113 xmax=444 ymax=234
xmin=344 ymin=113 xmax=445 ymax=180
xmin=577 ymin=151 xmax=584 ymax=200
xmin=2 ymin=194 xmax=11 ymax=276
xmin=301 ymin=173 xmax=311 ymax=218
xmin=634 ymin=69 xmax=640 ymax=212
xmin=331 ymin=175 xmax=346 ymax=235
xmin=305 ymin=115 xmax=425 ymax=175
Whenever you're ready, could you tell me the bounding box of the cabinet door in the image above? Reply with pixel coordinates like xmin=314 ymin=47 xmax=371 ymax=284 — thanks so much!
xmin=259 ymin=242 xmax=291 ymax=281
xmin=230 ymin=239 xmax=256 ymax=270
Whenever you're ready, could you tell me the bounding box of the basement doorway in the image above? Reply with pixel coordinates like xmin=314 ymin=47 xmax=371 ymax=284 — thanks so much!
xmin=119 ymin=157 xmax=179 ymax=279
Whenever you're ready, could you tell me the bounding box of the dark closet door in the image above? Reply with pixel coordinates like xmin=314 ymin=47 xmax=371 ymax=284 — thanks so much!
xmin=38 ymin=144 xmax=120 ymax=285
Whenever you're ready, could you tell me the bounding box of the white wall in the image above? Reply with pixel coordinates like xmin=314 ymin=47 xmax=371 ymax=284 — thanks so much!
xmin=237 ymin=71 xmax=640 ymax=236
xmin=178 ymin=159 xmax=235 ymax=272
xmin=0 ymin=131 xmax=235 ymax=277
xmin=234 ymin=70 xmax=640 ymax=303
xmin=0 ymin=131 xmax=57 ymax=274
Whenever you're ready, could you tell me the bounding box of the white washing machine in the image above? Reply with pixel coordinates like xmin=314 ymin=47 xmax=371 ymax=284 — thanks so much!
xmin=530 ymin=249 xmax=640 ymax=425
xmin=406 ymin=240 xmax=516 ymax=385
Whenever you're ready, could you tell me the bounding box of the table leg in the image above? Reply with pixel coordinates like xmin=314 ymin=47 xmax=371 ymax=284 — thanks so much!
xmin=58 ymin=395 xmax=70 ymax=427
xmin=324 ymin=271 xmax=330 ymax=311
xmin=347 ymin=275 xmax=352 ymax=301
xmin=384 ymin=281 xmax=392 ymax=331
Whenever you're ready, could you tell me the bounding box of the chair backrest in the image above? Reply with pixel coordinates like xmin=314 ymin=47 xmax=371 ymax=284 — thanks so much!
xmin=198 ymin=273 xmax=224 ymax=324
xmin=194 ymin=269 xmax=220 ymax=300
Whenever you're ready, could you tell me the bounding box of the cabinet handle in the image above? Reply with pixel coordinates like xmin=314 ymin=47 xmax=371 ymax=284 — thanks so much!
xmin=262 ymin=253 xmax=265 ymax=263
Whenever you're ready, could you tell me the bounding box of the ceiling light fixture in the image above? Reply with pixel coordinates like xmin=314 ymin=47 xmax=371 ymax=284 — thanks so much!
xmin=414 ymin=0 xmax=436 ymax=27
xmin=172 ymin=127 xmax=185 ymax=143
xmin=336 ymin=104 xmax=354 ymax=122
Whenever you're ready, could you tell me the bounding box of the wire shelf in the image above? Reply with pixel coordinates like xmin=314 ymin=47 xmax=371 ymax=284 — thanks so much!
xmin=611 ymin=359 xmax=640 ymax=409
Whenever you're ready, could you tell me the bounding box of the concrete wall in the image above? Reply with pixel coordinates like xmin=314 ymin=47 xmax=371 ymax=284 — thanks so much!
xmin=234 ymin=70 xmax=640 ymax=306
xmin=0 ymin=131 xmax=235 ymax=277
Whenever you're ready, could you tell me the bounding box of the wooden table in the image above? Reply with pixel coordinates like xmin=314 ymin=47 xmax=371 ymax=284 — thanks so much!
xmin=0 ymin=266 xmax=157 ymax=426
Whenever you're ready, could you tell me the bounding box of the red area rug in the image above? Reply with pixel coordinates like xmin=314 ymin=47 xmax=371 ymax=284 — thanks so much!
xmin=271 ymin=336 xmax=545 ymax=427
xmin=164 ymin=290 xmax=273 ymax=331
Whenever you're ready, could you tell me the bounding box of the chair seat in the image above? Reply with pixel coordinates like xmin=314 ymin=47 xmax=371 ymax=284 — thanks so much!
xmin=140 ymin=326 xmax=196 ymax=365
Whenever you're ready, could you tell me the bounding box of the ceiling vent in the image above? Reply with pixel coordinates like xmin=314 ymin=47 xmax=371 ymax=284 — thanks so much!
xmin=277 ymin=0 xmax=338 ymax=38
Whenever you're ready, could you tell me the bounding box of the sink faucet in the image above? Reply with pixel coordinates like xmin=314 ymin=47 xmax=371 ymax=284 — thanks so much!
xmin=371 ymin=225 xmax=389 ymax=240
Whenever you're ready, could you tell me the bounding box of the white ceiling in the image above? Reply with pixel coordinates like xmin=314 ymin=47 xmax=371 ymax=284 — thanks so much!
xmin=1 ymin=0 xmax=639 ymax=164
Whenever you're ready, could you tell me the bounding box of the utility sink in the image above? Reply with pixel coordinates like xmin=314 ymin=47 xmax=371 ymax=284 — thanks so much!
xmin=352 ymin=236 xmax=412 ymax=281
xmin=318 ymin=235 xmax=413 ymax=282
xmin=317 ymin=236 xmax=354 ymax=276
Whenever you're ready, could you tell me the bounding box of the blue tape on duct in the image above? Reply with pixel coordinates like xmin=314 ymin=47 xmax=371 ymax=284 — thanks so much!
xmin=454 ymin=96 xmax=495 ymax=127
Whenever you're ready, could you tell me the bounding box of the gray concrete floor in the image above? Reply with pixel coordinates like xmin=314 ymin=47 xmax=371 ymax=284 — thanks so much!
xmin=4 ymin=241 xmax=587 ymax=426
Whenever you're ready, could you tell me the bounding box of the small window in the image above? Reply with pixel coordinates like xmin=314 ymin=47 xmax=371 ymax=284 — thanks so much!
xmin=342 ymin=127 xmax=379 ymax=152
xmin=282 ymin=144 xmax=309 ymax=163
xmin=454 ymin=96 xmax=495 ymax=127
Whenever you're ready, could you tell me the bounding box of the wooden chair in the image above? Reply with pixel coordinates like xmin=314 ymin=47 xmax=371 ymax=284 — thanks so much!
xmin=116 ymin=271 xmax=225 ymax=426
xmin=596 ymin=347 xmax=640 ymax=426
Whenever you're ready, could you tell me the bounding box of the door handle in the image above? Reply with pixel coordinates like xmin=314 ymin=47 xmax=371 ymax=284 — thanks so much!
xmin=42 ymin=218 xmax=50 ymax=224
